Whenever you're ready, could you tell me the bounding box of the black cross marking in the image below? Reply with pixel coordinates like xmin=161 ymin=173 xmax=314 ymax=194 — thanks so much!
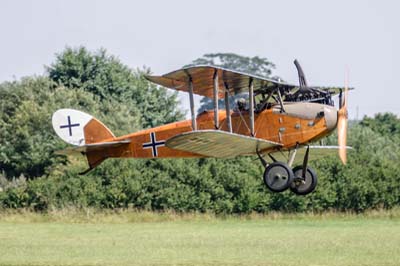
xmin=142 ymin=132 xmax=165 ymax=157
xmin=59 ymin=116 xmax=80 ymax=136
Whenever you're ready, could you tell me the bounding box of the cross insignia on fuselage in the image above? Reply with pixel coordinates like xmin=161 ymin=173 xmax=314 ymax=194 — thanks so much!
xmin=142 ymin=132 xmax=165 ymax=157
xmin=59 ymin=115 xmax=80 ymax=136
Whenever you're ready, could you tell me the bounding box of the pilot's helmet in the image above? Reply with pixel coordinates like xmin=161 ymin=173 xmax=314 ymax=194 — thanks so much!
xmin=237 ymin=98 xmax=246 ymax=109
xmin=237 ymin=98 xmax=246 ymax=105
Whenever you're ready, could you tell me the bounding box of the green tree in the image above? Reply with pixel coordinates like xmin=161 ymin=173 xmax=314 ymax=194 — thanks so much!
xmin=1 ymin=46 xmax=185 ymax=180
xmin=360 ymin=113 xmax=400 ymax=141
xmin=0 ymin=77 xmax=140 ymax=179
xmin=47 ymin=47 xmax=184 ymax=128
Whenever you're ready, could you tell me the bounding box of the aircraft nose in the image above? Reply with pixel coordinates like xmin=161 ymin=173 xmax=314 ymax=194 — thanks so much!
xmin=324 ymin=106 xmax=338 ymax=131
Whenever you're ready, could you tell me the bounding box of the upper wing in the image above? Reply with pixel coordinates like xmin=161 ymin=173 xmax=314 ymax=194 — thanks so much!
xmin=166 ymin=130 xmax=282 ymax=158
xmin=146 ymin=65 xmax=352 ymax=99
xmin=146 ymin=65 xmax=296 ymax=99
xmin=270 ymin=145 xmax=353 ymax=165
xmin=54 ymin=140 xmax=131 ymax=155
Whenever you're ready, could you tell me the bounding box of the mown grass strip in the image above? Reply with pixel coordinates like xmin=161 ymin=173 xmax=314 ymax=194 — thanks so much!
xmin=0 ymin=213 xmax=399 ymax=266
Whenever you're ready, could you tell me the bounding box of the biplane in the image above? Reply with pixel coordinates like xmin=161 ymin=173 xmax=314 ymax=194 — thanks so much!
xmin=52 ymin=60 xmax=351 ymax=195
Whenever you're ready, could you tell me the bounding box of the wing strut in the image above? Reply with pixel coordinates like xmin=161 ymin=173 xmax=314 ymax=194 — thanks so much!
xmin=213 ymin=69 xmax=219 ymax=129
xmin=249 ymin=78 xmax=255 ymax=136
xmin=224 ymin=82 xmax=232 ymax=132
xmin=187 ymin=74 xmax=197 ymax=131
xmin=277 ymin=87 xmax=285 ymax=113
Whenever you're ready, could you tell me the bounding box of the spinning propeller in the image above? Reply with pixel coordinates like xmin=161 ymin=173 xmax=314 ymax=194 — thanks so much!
xmin=337 ymin=72 xmax=349 ymax=164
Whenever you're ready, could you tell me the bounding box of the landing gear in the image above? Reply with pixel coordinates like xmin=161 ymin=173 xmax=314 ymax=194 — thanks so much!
xmin=258 ymin=145 xmax=318 ymax=195
xmin=263 ymin=162 xmax=294 ymax=192
xmin=290 ymin=166 xmax=318 ymax=195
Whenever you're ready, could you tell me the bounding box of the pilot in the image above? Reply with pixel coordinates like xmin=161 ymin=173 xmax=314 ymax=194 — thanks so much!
xmin=237 ymin=98 xmax=247 ymax=111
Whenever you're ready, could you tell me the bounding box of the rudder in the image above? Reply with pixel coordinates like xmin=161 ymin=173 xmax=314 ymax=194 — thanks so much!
xmin=52 ymin=109 xmax=115 ymax=146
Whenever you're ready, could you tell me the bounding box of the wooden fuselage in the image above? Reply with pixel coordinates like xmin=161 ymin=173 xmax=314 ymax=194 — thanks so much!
xmin=92 ymin=102 xmax=337 ymax=160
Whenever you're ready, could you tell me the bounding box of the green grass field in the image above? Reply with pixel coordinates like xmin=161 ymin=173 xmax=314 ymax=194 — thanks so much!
xmin=0 ymin=210 xmax=399 ymax=266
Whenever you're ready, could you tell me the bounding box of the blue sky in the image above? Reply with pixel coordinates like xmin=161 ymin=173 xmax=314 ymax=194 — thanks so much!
xmin=1 ymin=0 xmax=399 ymax=118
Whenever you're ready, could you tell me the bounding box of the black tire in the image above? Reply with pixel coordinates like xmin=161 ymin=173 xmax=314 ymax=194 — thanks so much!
xmin=263 ymin=162 xmax=294 ymax=192
xmin=290 ymin=166 xmax=318 ymax=195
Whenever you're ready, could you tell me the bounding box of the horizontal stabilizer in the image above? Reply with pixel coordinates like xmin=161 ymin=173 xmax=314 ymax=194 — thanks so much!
xmin=55 ymin=140 xmax=131 ymax=155
xmin=270 ymin=145 xmax=353 ymax=164
xmin=166 ymin=130 xmax=282 ymax=158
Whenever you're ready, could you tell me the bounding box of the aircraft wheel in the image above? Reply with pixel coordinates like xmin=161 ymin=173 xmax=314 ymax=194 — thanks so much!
xmin=290 ymin=166 xmax=318 ymax=195
xmin=263 ymin=162 xmax=294 ymax=192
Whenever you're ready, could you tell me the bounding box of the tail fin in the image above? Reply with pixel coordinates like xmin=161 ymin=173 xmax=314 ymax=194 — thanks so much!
xmin=52 ymin=109 xmax=115 ymax=146
xmin=52 ymin=109 xmax=116 ymax=173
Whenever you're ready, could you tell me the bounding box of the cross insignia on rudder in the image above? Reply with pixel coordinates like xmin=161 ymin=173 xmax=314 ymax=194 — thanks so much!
xmin=59 ymin=116 xmax=80 ymax=136
xmin=142 ymin=132 xmax=165 ymax=157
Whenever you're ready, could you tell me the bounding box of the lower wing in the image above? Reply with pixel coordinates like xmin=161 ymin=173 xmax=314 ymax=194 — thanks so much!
xmin=166 ymin=130 xmax=282 ymax=158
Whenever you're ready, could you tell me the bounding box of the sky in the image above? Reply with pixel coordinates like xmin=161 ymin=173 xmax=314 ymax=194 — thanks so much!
xmin=1 ymin=0 xmax=399 ymax=119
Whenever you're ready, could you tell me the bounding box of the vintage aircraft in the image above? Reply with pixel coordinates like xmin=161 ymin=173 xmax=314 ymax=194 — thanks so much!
xmin=52 ymin=60 xmax=351 ymax=195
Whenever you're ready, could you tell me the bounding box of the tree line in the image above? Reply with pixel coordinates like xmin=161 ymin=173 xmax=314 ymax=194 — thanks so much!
xmin=0 ymin=48 xmax=399 ymax=213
